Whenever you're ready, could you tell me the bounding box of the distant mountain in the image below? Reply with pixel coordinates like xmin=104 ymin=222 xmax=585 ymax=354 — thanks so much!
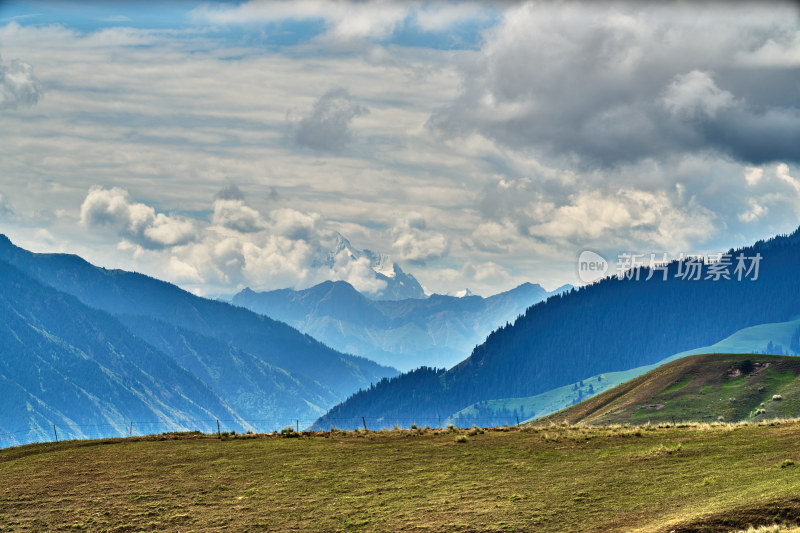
xmin=0 ymin=235 xmax=397 ymax=435
xmin=320 ymin=234 xmax=426 ymax=300
xmin=540 ymin=353 xmax=800 ymax=426
xmin=232 ymin=281 xmax=571 ymax=370
xmin=315 ymin=227 xmax=800 ymax=428
xmin=0 ymin=258 xmax=243 ymax=446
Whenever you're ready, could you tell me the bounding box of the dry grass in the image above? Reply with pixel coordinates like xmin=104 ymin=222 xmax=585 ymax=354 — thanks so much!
xmin=4 ymin=423 xmax=800 ymax=531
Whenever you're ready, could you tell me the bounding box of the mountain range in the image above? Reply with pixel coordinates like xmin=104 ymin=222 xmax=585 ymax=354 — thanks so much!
xmin=232 ymin=280 xmax=571 ymax=370
xmin=0 ymin=235 xmax=396 ymax=445
xmin=316 ymin=228 xmax=800 ymax=429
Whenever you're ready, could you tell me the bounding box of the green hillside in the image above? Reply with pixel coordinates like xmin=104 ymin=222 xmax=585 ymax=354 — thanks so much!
xmin=6 ymin=424 xmax=800 ymax=531
xmin=542 ymin=353 xmax=800 ymax=426
xmin=450 ymin=318 xmax=800 ymax=426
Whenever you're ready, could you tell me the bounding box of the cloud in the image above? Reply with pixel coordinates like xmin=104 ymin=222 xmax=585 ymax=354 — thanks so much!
xmin=75 ymin=186 xmax=398 ymax=295
xmin=0 ymin=192 xmax=14 ymax=219
xmin=475 ymin=177 xmax=717 ymax=252
xmin=738 ymin=201 xmax=767 ymax=223
xmin=0 ymin=55 xmax=42 ymax=110
xmin=101 ymin=16 xmax=133 ymax=23
xmin=391 ymin=212 xmax=448 ymax=263
xmin=427 ymin=2 xmax=800 ymax=166
xmin=744 ymin=167 xmax=763 ymax=186
xmin=414 ymin=3 xmax=493 ymax=33
xmin=6 ymin=6 xmax=800 ymax=298
xmin=330 ymin=249 xmax=387 ymax=294
xmin=212 ymin=199 xmax=266 ymax=233
xmin=211 ymin=184 xmax=266 ymax=233
xmin=215 ymin=183 xmax=246 ymax=201
xmin=294 ymin=87 xmax=369 ymax=152
xmin=192 ymin=1 xmax=492 ymax=42
xmin=660 ymin=70 xmax=736 ymax=120
xmin=80 ymin=187 xmax=198 ymax=249
xmin=469 ymin=220 xmax=520 ymax=253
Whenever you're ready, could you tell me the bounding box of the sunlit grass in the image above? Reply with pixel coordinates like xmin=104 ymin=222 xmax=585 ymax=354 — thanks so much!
xmin=4 ymin=422 xmax=800 ymax=531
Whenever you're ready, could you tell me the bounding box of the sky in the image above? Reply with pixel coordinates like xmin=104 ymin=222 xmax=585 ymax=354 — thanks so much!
xmin=1 ymin=0 xmax=799 ymax=298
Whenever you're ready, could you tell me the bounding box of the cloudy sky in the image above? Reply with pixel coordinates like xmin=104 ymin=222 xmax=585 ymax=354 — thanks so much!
xmin=1 ymin=1 xmax=799 ymax=297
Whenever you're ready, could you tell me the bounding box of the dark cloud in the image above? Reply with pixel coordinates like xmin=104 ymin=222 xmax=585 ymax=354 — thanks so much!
xmin=294 ymin=87 xmax=369 ymax=152
xmin=0 ymin=56 xmax=42 ymax=110
xmin=215 ymin=183 xmax=245 ymax=201
xmin=427 ymin=3 xmax=800 ymax=166
xmin=701 ymin=106 xmax=800 ymax=165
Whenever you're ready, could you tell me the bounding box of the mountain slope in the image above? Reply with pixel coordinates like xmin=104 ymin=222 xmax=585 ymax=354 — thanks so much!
xmin=449 ymin=316 xmax=800 ymax=426
xmin=119 ymin=315 xmax=337 ymax=422
xmin=0 ymin=259 xmax=242 ymax=446
xmin=540 ymin=353 xmax=800 ymax=426
xmin=317 ymin=227 xmax=800 ymax=425
xmin=0 ymin=235 xmax=397 ymax=427
xmin=233 ymin=280 xmax=568 ymax=370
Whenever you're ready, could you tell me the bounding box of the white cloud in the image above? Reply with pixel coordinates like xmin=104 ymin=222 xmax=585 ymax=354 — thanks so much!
xmin=391 ymin=212 xmax=448 ymax=264
xmin=738 ymin=201 xmax=767 ymax=223
xmin=744 ymin=166 xmax=764 ymax=186
xmin=191 ymin=1 xmax=494 ymax=42
xmin=294 ymin=87 xmax=369 ymax=152
xmin=80 ymin=187 xmax=198 ymax=249
xmin=4 ymin=4 xmax=800 ymax=298
xmin=192 ymin=0 xmax=409 ymax=41
xmin=736 ymin=31 xmax=800 ymax=67
xmin=414 ymin=3 xmax=493 ymax=32
xmin=0 ymin=192 xmax=13 ymax=219
xmin=0 ymin=55 xmax=41 ymax=110
xmin=330 ymin=249 xmax=387 ymax=294
xmin=661 ymin=70 xmax=736 ymax=120
xmin=212 ymin=199 xmax=266 ymax=233
xmin=469 ymin=220 xmax=520 ymax=253
xmin=776 ymin=163 xmax=800 ymax=194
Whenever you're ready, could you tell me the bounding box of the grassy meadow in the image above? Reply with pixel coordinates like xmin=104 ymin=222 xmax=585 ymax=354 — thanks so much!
xmin=4 ymin=422 xmax=800 ymax=531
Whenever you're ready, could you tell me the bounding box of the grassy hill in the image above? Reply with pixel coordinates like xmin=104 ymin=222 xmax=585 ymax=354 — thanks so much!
xmin=7 ymin=424 xmax=800 ymax=531
xmin=541 ymin=353 xmax=800 ymax=426
xmin=450 ymin=318 xmax=800 ymax=426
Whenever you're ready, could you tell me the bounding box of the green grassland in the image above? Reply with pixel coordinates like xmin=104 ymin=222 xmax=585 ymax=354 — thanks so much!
xmin=6 ymin=423 xmax=800 ymax=531
xmin=541 ymin=354 xmax=800 ymax=426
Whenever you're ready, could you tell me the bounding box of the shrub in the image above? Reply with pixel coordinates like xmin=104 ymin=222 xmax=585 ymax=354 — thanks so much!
xmin=780 ymin=459 xmax=795 ymax=468
xmin=455 ymin=435 xmax=468 ymax=443
xmin=773 ymin=394 xmax=783 ymax=401
xmin=411 ymin=424 xmax=417 ymax=429
xmin=280 ymin=427 xmax=300 ymax=438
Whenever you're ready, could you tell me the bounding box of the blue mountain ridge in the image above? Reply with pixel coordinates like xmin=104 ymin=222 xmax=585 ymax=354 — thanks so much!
xmin=0 ymin=235 xmax=397 ymax=442
xmin=232 ymin=280 xmax=572 ymax=371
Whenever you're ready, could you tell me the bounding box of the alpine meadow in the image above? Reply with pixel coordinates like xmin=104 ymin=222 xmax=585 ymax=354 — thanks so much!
xmin=2 ymin=1 xmax=800 ymax=531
